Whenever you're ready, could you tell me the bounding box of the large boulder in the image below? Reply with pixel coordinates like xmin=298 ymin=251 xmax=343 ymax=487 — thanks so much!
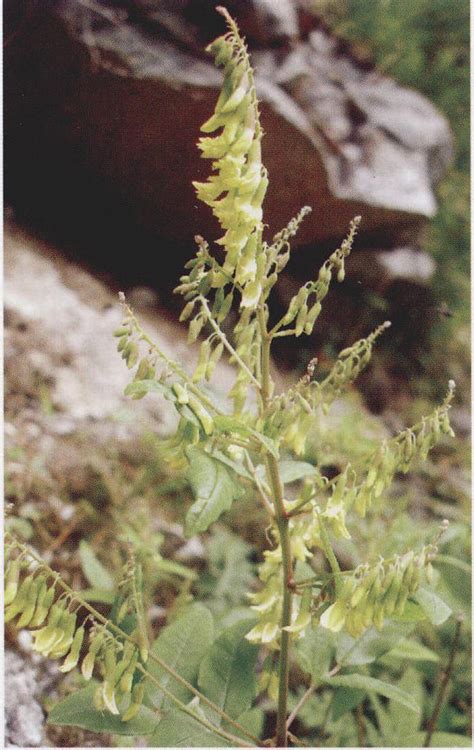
xmin=5 ymin=0 xmax=452 ymax=276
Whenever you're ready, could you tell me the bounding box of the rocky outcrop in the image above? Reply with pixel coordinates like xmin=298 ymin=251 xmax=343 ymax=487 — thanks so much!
xmin=5 ymin=0 xmax=452 ymax=278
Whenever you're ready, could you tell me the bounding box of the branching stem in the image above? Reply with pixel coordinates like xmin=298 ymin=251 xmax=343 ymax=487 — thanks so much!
xmin=197 ymin=295 xmax=261 ymax=388
xmin=258 ymin=305 xmax=293 ymax=748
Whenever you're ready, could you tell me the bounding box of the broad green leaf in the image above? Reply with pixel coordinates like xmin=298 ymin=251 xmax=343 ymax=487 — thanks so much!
xmin=398 ymin=732 xmax=472 ymax=747
xmin=335 ymin=622 xmax=414 ymax=666
xmin=185 ymin=448 xmax=244 ymax=536
xmin=331 ymin=687 xmax=365 ymax=720
xmin=435 ymin=554 xmax=471 ymax=575
xmin=234 ymin=707 xmax=264 ymax=741
xmin=278 ymin=460 xmax=318 ymax=483
xmin=48 ymin=683 xmax=157 ymax=736
xmin=324 ymin=674 xmax=420 ymax=713
xmin=383 ymin=638 xmax=440 ymax=663
xmin=414 ymin=587 xmax=452 ymax=625
xmin=197 ymin=528 xmax=254 ymax=616
xmin=295 ymin=626 xmax=335 ymax=679
xmin=387 ymin=668 xmax=422 ymax=739
xmin=149 ymin=708 xmax=231 ymax=747
xmin=146 ymin=603 xmax=214 ymax=711
xmin=198 ymin=618 xmax=258 ymax=726
xmin=79 ymin=541 xmax=114 ymax=591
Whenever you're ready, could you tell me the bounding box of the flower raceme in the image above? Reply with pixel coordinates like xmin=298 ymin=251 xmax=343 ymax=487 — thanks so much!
xmin=4 ymin=538 xmax=147 ymax=722
xmin=192 ymin=14 xmax=268 ymax=310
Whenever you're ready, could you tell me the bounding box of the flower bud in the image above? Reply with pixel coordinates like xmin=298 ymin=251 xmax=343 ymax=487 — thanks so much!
xmin=320 ymin=599 xmax=347 ymax=632
xmin=121 ymin=682 xmax=145 ymax=722
xmin=81 ymin=630 xmax=106 ymax=681
xmin=4 ymin=575 xmax=35 ymax=623
xmin=17 ymin=575 xmax=46 ymax=629
xmin=30 ymin=584 xmax=55 ymax=627
xmin=59 ymin=626 xmax=85 ymax=673
xmin=4 ymin=557 xmax=21 ymax=606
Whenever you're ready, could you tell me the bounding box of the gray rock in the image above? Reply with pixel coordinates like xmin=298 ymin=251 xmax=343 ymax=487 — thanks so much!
xmin=4 ymin=650 xmax=45 ymax=747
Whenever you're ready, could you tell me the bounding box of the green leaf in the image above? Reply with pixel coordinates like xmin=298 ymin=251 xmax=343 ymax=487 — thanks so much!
xmin=387 ymin=668 xmax=422 ymax=739
xmin=197 ymin=528 xmax=254 ymax=615
xmin=383 ymin=638 xmax=440 ymax=663
xmin=234 ymin=707 xmax=264 ymax=741
xmin=335 ymin=622 xmax=414 ymax=666
xmin=278 ymin=460 xmax=318 ymax=483
xmin=198 ymin=618 xmax=258 ymax=726
xmin=435 ymin=554 xmax=471 ymax=575
xmin=79 ymin=587 xmax=116 ymax=604
xmin=324 ymin=674 xmax=420 ymax=713
xmin=145 ymin=603 xmax=214 ymax=712
xmin=414 ymin=587 xmax=452 ymax=625
xmin=79 ymin=541 xmax=114 ymax=591
xmin=149 ymin=708 xmax=231 ymax=747
xmin=331 ymin=687 xmax=365 ymax=721
xmin=295 ymin=625 xmax=335 ymax=679
xmin=398 ymin=732 xmax=472 ymax=747
xmin=48 ymin=683 xmax=158 ymax=736
xmin=185 ymin=448 xmax=244 ymax=536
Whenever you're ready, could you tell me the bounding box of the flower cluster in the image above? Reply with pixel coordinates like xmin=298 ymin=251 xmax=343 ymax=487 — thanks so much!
xmin=320 ymin=545 xmax=437 ymax=638
xmin=265 ymin=320 xmax=391 ymax=456
xmin=4 ymin=541 xmax=146 ymax=722
xmin=246 ymin=382 xmax=455 ymax=648
xmin=276 ymin=216 xmax=361 ymax=337
xmin=192 ymin=12 xmax=268 ymax=310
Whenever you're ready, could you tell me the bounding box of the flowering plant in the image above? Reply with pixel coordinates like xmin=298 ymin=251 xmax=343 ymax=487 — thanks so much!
xmin=4 ymin=8 xmax=459 ymax=748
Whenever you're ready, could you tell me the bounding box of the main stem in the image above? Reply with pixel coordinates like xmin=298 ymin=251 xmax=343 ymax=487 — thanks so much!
xmin=258 ymin=308 xmax=293 ymax=747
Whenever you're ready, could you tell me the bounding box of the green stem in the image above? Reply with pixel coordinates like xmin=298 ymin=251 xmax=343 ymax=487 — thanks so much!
xmin=318 ymin=514 xmax=343 ymax=597
xmin=258 ymin=307 xmax=293 ymax=748
xmin=424 ymin=615 xmax=463 ymax=747
xmin=5 ymin=536 xmax=259 ymax=746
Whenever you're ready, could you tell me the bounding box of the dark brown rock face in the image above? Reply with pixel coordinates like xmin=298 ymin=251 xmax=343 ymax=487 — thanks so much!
xmin=5 ymin=0 xmax=452 ymax=267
